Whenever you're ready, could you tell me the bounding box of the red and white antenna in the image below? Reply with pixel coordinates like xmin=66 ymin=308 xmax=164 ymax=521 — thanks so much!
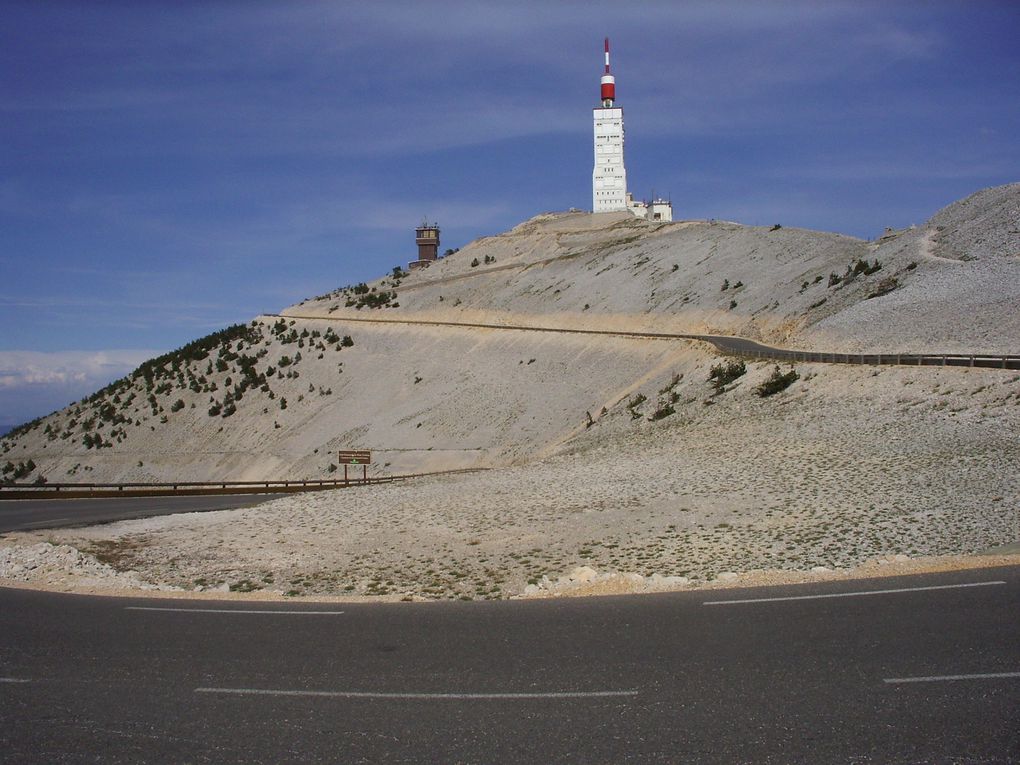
xmin=600 ymin=37 xmax=616 ymax=106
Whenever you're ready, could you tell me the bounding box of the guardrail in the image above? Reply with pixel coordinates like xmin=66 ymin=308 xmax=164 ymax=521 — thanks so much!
xmin=714 ymin=346 xmax=1020 ymax=370
xmin=0 ymin=468 xmax=486 ymax=500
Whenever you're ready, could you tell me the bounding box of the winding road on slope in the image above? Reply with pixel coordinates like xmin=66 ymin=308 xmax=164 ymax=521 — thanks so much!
xmin=272 ymin=312 xmax=1020 ymax=371
xmin=2 ymin=566 xmax=1018 ymax=763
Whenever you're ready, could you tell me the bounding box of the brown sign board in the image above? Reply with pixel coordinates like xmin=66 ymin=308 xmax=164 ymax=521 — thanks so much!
xmin=338 ymin=450 xmax=371 ymax=465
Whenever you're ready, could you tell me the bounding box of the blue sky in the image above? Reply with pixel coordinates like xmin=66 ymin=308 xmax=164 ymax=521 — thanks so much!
xmin=1 ymin=0 xmax=1018 ymax=431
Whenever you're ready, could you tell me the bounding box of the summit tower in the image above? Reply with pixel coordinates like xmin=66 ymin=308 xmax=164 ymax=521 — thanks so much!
xmin=592 ymin=38 xmax=627 ymax=213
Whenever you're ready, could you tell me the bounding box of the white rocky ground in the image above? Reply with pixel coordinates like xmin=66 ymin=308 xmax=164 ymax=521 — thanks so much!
xmin=1 ymin=183 xmax=1017 ymax=600
xmin=4 ymin=360 xmax=1018 ymax=600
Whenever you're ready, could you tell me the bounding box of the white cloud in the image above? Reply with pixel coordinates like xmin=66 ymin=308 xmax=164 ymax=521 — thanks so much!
xmin=0 ymin=350 xmax=156 ymax=391
xmin=0 ymin=349 xmax=161 ymax=428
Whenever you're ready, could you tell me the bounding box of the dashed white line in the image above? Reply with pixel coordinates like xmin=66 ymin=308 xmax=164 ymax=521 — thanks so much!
xmin=0 ymin=678 xmax=31 ymax=684
xmin=196 ymin=687 xmax=638 ymax=700
xmin=703 ymin=580 xmax=1006 ymax=605
xmin=884 ymin=672 xmax=1020 ymax=684
xmin=126 ymin=607 xmax=345 ymax=615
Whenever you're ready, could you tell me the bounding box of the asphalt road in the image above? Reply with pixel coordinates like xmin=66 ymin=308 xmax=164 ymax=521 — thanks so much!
xmin=276 ymin=313 xmax=1019 ymax=370
xmin=2 ymin=566 xmax=1018 ymax=763
xmin=0 ymin=494 xmax=279 ymax=533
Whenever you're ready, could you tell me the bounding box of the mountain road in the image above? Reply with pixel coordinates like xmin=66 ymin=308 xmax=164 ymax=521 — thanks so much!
xmin=2 ymin=565 xmax=1018 ymax=763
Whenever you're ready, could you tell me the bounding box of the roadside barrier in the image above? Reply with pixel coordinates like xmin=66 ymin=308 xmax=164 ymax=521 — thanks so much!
xmin=707 ymin=343 xmax=1020 ymax=371
xmin=0 ymin=468 xmax=486 ymax=501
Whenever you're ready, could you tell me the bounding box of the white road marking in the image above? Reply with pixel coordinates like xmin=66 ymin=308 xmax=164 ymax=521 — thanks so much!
xmin=126 ymin=607 xmax=345 ymax=615
xmin=884 ymin=672 xmax=1020 ymax=684
xmin=196 ymin=687 xmax=638 ymax=700
xmin=0 ymin=678 xmax=31 ymax=683
xmin=703 ymin=580 xmax=1006 ymax=605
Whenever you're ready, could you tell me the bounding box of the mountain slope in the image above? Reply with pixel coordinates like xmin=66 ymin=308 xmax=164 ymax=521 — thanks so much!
xmin=2 ymin=183 xmax=1018 ymax=486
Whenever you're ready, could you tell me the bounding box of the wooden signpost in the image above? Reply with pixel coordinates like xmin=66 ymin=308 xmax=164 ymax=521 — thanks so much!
xmin=338 ymin=450 xmax=371 ymax=485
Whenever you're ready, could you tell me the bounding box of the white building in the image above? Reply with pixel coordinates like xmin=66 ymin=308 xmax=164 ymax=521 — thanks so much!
xmin=591 ymin=39 xmax=673 ymax=223
xmin=647 ymin=198 xmax=672 ymax=222
xmin=592 ymin=39 xmax=627 ymax=213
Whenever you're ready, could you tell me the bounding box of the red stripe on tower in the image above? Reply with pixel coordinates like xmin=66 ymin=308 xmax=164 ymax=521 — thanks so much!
xmin=600 ymin=37 xmax=616 ymax=104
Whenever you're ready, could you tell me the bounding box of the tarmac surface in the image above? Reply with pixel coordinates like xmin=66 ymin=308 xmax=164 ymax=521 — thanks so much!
xmin=0 ymin=494 xmax=278 ymax=533
xmin=2 ymin=565 xmax=1018 ymax=763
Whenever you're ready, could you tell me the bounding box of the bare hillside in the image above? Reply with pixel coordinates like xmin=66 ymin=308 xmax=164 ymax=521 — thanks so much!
xmin=2 ymin=183 xmax=1017 ymax=487
xmin=289 ymin=182 xmax=1020 ymax=353
xmin=2 ymin=183 xmax=1019 ymax=599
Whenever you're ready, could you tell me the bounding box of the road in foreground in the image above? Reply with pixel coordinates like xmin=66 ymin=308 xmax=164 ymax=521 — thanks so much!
xmin=0 ymin=494 xmax=279 ymax=533
xmin=2 ymin=566 xmax=1018 ymax=763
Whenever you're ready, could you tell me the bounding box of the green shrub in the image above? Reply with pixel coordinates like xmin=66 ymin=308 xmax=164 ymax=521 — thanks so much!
xmin=626 ymin=393 xmax=647 ymax=419
xmin=756 ymin=366 xmax=799 ymax=397
xmin=867 ymin=277 xmax=899 ymax=299
xmin=853 ymin=258 xmax=882 ymax=276
xmin=649 ymin=405 xmax=675 ymax=421
xmin=708 ymin=360 xmax=746 ymax=391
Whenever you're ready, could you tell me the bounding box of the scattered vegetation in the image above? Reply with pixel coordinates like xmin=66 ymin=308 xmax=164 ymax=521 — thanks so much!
xmin=868 ymin=277 xmax=900 ymax=299
xmin=2 ymin=459 xmax=36 ymax=483
xmin=626 ymin=394 xmax=647 ymax=419
xmin=756 ymin=366 xmax=800 ymax=397
xmin=648 ymin=405 xmax=675 ymax=421
xmin=347 ymin=289 xmax=397 ymax=309
xmin=828 ymin=258 xmax=882 ymax=288
xmin=708 ymin=360 xmax=746 ymax=391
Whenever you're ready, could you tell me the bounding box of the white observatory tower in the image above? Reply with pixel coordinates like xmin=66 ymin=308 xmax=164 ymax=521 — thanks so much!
xmin=592 ymin=38 xmax=628 ymax=213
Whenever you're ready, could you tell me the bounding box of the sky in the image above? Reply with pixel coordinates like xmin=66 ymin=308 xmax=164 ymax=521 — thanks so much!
xmin=1 ymin=0 xmax=1018 ymax=432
